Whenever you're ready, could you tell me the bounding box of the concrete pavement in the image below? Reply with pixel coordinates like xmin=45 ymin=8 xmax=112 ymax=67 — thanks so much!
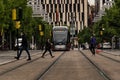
xmin=0 ymin=49 xmax=120 ymax=65
xmin=0 ymin=50 xmax=42 ymax=65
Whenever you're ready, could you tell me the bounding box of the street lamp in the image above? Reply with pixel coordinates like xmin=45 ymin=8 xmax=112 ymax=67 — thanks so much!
xmin=69 ymin=13 xmax=75 ymax=49
xmin=39 ymin=24 xmax=44 ymax=50
xmin=100 ymin=26 xmax=105 ymax=49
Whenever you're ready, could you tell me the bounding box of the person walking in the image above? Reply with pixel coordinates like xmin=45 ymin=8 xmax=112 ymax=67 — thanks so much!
xmin=89 ymin=35 xmax=96 ymax=55
xmin=15 ymin=32 xmax=31 ymax=61
xmin=41 ymin=39 xmax=54 ymax=58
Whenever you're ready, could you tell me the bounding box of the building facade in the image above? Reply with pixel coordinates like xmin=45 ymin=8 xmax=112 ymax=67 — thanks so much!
xmin=27 ymin=0 xmax=89 ymax=33
xmin=93 ymin=0 xmax=114 ymax=23
xmin=95 ymin=0 xmax=114 ymax=14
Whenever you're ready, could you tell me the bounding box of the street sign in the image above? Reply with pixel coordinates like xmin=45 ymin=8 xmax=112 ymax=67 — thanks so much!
xmin=70 ymin=27 xmax=75 ymax=35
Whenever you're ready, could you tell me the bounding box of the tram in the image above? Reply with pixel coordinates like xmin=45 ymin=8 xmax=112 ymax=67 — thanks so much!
xmin=51 ymin=26 xmax=71 ymax=51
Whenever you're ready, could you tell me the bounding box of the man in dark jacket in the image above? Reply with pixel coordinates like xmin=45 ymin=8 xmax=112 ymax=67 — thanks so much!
xmin=41 ymin=39 xmax=54 ymax=58
xmin=15 ymin=32 xmax=31 ymax=61
xmin=89 ymin=36 xmax=96 ymax=55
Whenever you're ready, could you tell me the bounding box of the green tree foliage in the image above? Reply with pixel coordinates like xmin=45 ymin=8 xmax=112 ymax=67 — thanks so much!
xmin=78 ymin=0 xmax=120 ymax=44
xmin=0 ymin=0 xmax=51 ymax=49
xmin=95 ymin=0 xmax=120 ymax=42
xmin=100 ymin=0 xmax=120 ymax=37
xmin=78 ymin=27 xmax=92 ymax=43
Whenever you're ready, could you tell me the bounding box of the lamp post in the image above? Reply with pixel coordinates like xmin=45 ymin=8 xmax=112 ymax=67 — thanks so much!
xmin=16 ymin=21 xmax=21 ymax=56
xmin=100 ymin=26 xmax=104 ymax=49
xmin=70 ymin=13 xmax=75 ymax=49
xmin=39 ymin=24 xmax=44 ymax=50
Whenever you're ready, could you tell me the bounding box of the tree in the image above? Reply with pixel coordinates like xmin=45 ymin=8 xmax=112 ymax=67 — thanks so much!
xmin=78 ymin=27 xmax=91 ymax=44
xmin=90 ymin=0 xmax=120 ymax=43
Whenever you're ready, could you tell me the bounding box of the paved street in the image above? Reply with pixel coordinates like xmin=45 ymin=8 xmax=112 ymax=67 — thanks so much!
xmin=0 ymin=49 xmax=120 ymax=80
xmin=0 ymin=50 xmax=42 ymax=65
xmin=0 ymin=0 xmax=120 ymax=79
xmin=0 ymin=49 xmax=120 ymax=65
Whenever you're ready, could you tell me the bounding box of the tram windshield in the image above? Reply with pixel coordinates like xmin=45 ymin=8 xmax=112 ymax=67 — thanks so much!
xmin=53 ymin=30 xmax=68 ymax=44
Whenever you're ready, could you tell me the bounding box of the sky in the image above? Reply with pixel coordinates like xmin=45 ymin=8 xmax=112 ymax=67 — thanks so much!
xmin=88 ymin=0 xmax=95 ymax=5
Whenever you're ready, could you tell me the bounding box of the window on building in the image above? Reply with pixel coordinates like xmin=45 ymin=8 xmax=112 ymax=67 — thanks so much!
xmin=81 ymin=0 xmax=84 ymax=3
xmin=47 ymin=4 xmax=49 ymax=13
xmin=53 ymin=0 xmax=55 ymax=4
xmin=65 ymin=4 xmax=68 ymax=12
xmin=34 ymin=2 xmax=37 ymax=5
xmin=43 ymin=5 xmax=45 ymax=9
xmin=69 ymin=4 xmax=72 ymax=12
xmin=60 ymin=13 xmax=62 ymax=19
xmin=51 ymin=4 xmax=53 ymax=12
xmin=41 ymin=0 xmax=43 ymax=4
xmin=49 ymin=0 xmax=51 ymax=4
xmin=57 ymin=0 xmax=60 ymax=4
xmin=82 ymin=12 xmax=84 ymax=21
xmin=59 ymin=4 xmax=61 ymax=12
xmin=64 ymin=21 xmax=67 ymax=25
xmin=63 ymin=4 xmax=64 ymax=12
xmin=55 ymin=4 xmax=57 ymax=9
xmin=75 ymin=0 xmax=77 ymax=3
xmin=29 ymin=2 xmax=32 ymax=5
xmin=78 ymin=4 xmax=80 ymax=12
xmin=49 ymin=13 xmax=52 ymax=18
xmin=74 ymin=4 xmax=76 ymax=12
xmin=67 ymin=0 xmax=69 ymax=3
xmin=103 ymin=0 xmax=105 ymax=4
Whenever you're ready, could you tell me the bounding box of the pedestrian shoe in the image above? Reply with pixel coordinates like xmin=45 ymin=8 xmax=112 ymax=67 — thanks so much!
xmin=51 ymin=56 xmax=55 ymax=58
xmin=27 ymin=58 xmax=31 ymax=61
xmin=41 ymin=56 xmax=44 ymax=58
xmin=14 ymin=57 xmax=19 ymax=60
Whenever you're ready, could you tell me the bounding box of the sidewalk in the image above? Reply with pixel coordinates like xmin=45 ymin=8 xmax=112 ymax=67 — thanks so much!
xmin=102 ymin=49 xmax=120 ymax=56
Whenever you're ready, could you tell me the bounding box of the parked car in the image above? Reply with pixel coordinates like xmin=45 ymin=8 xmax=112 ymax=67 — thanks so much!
xmin=14 ymin=38 xmax=22 ymax=50
xmin=102 ymin=42 xmax=111 ymax=49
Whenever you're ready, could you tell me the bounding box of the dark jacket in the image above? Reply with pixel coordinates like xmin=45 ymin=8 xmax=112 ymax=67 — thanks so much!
xmin=90 ymin=37 xmax=96 ymax=48
xmin=21 ymin=34 xmax=28 ymax=48
xmin=45 ymin=40 xmax=51 ymax=50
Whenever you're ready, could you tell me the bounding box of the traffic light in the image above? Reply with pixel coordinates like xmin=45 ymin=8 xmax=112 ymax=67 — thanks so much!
xmin=100 ymin=31 xmax=103 ymax=36
xmin=15 ymin=21 xmax=21 ymax=29
xmin=18 ymin=7 xmax=23 ymax=20
xmin=40 ymin=31 xmax=44 ymax=36
xmin=12 ymin=8 xmax=16 ymax=20
xmin=39 ymin=25 xmax=42 ymax=31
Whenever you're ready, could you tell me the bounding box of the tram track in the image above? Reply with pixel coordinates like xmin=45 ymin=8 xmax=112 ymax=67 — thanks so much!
xmin=35 ymin=50 xmax=107 ymax=80
xmin=0 ymin=52 xmax=42 ymax=76
xmin=36 ymin=51 xmax=65 ymax=80
xmin=99 ymin=53 xmax=120 ymax=63
xmin=79 ymin=50 xmax=112 ymax=80
xmin=80 ymin=50 xmax=120 ymax=80
xmin=0 ymin=51 xmax=64 ymax=80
